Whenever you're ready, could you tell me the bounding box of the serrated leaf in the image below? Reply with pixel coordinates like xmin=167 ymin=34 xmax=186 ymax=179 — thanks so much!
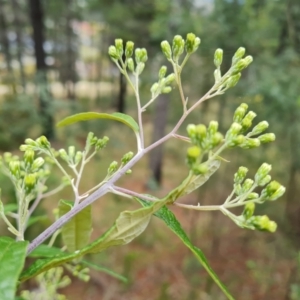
xmin=20 ymin=198 xmax=168 ymax=282
xmin=167 ymin=159 xmax=221 ymax=203
xmin=0 ymin=237 xmax=28 ymax=300
xmin=29 ymin=245 xmax=63 ymax=258
xmin=57 ymin=112 xmax=139 ymax=133
xmin=135 ymin=198 xmax=234 ymax=300
xmin=81 ymin=260 xmax=128 ymax=283
xmin=59 ymin=200 xmax=92 ymax=253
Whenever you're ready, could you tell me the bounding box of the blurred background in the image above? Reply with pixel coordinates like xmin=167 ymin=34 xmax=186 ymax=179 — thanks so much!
xmin=0 ymin=0 xmax=300 ymax=299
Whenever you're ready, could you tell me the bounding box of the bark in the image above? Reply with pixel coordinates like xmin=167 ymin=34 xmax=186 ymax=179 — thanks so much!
xmin=29 ymin=0 xmax=54 ymax=139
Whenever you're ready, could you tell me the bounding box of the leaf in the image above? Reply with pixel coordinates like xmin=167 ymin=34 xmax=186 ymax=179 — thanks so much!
xmin=167 ymin=159 xmax=221 ymax=203
xmin=57 ymin=112 xmax=139 ymax=133
xmin=59 ymin=200 xmax=92 ymax=253
xmin=27 ymin=215 xmax=49 ymax=228
xmin=81 ymin=260 xmax=128 ymax=283
xmin=0 ymin=237 xmax=28 ymax=300
xmin=135 ymin=198 xmax=235 ymax=300
xmin=3 ymin=203 xmax=18 ymax=214
xmin=28 ymin=245 xmax=63 ymax=258
xmin=20 ymin=198 xmax=168 ymax=282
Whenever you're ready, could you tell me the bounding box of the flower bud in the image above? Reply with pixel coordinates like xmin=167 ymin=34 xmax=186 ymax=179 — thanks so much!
xmin=24 ymin=173 xmax=37 ymax=192
xmin=135 ymin=48 xmax=147 ymax=64
xmin=68 ymin=146 xmax=75 ymax=159
xmin=214 ymin=69 xmax=221 ymax=83
xmin=233 ymin=103 xmax=248 ymax=123
xmin=251 ymin=215 xmax=277 ymax=232
xmin=226 ymin=73 xmax=241 ymax=88
xmin=162 ymin=87 xmax=172 ymax=94
xmin=9 ymin=161 xmax=21 ymax=177
xmin=159 ymin=66 xmax=167 ymax=79
xmin=255 ymin=163 xmax=272 ymax=185
xmin=121 ymin=151 xmax=134 ymax=164
xmin=232 ymin=47 xmax=246 ymax=65
xmin=25 ymin=138 xmax=38 ymax=146
xmin=37 ymin=136 xmax=50 ymax=149
xmin=95 ymin=136 xmax=109 ymax=150
xmin=161 ymin=41 xmax=172 ymax=60
xmin=125 ymin=169 xmax=132 ymax=175
xmin=108 ymin=161 xmax=118 ymax=174
xmin=24 ymin=150 xmax=35 ymax=165
xmin=186 ymin=124 xmax=196 ymax=137
xmin=242 ymin=178 xmax=254 ymax=193
xmin=195 ymin=124 xmax=207 ymax=141
xmin=210 ymin=132 xmax=223 ymax=147
xmin=250 ymin=121 xmax=269 ymax=136
xmin=150 ymin=83 xmax=159 ymax=95
xmin=172 ymin=35 xmax=185 ymax=59
xmin=208 ymin=121 xmax=219 ymax=135
xmin=247 ymin=192 xmax=259 ymax=200
xmin=268 ymin=185 xmax=286 ymax=201
xmin=258 ymin=133 xmax=276 ymax=144
xmin=214 ymin=48 xmax=223 ymax=68
xmin=127 ymin=58 xmax=134 ymax=72
xmin=243 ymin=202 xmax=255 ymax=220
xmin=227 ymin=135 xmax=245 ymax=148
xmin=193 ymin=163 xmax=208 ymax=175
xmin=234 ymin=166 xmax=248 ymax=184
xmin=86 ymin=132 xmax=95 ymax=146
xmin=165 ymin=73 xmax=175 ymax=85
xmin=32 ymin=157 xmax=45 ymax=171
xmin=136 ymin=62 xmax=145 ymax=75
xmin=193 ymin=37 xmax=201 ymax=52
xmin=74 ymin=151 xmax=83 ymax=165
xmin=185 ymin=33 xmax=196 ymax=54
xmin=115 ymin=39 xmax=124 ymax=57
xmin=125 ymin=41 xmax=134 ymax=58
xmin=260 ymin=180 xmax=284 ymax=200
xmin=108 ymin=46 xmax=119 ymax=60
xmin=187 ymin=146 xmax=201 ymax=159
xmin=225 ymin=122 xmax=242 ymax=141
xmin=58 ymin=149 xmax=69 ymax=162
xmin=239 ymin=137 xmax=260 ymax=149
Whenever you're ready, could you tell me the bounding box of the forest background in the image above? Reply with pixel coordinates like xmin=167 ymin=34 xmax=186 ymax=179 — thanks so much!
xmin=0 ymin=0 xmax=300 ymax=299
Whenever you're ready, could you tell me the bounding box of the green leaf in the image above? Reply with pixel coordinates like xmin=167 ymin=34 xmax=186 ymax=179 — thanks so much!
xmin=136 ymin=198 xmax=235 ymax=300
xmin=58 ymin=200 xmax=92 ymax=253
xmin=27 ymin=215 xmax=48 ymax=228
xmin=167 ymin=159 xmax=221 ymax=203
xmin=57 ymin=112 xmax=139 ymax=133
xmin=20 ymin=198 xmax=168 ymax=282
xmin=0 ymin=237 xmax=28 ymax=300
xmin=3 ymin=203 xmax=18 ymax=214
xmin=29 ymin=245 xmax=63 ymax=258
xmin=81 ymin=260 xmax=128 ymax=283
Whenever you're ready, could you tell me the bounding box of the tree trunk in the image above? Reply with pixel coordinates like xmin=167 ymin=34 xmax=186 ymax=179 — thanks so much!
xmin=149 ymin=94 xmax=170 ymax=185
xmin=29 ymin=0 xmax=54 ymax=139
xmin=116 ymin=71 xmax=127 ymax=113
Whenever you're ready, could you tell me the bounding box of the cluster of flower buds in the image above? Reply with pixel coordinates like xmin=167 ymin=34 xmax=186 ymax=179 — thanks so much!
xmin=85 ymin=132 xmax=109 ymax=152
xmin=108 ymin=38 xmax=148 ymax=75
xmin=67 ymin=264 xmax=90 ymax=282
xmin=150 ymin=66 xmax=175 ymax=97
xmin=107 ymin=151 xmax=134 ymax=177
xmin=161 ymin=33 xmax=201 ymax=62
xmin=186 ymin=121 xmax=223 ymax=174
xmin=225 ymin=103 xmax=275 ymax=149
xmin=20 ymin=135 xmax=51 ymax=153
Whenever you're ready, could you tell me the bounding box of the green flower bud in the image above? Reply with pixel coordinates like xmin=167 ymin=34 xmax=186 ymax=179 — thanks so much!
xmin=234 ymin=166 xmax=248 ymax=184
xmin=115 ymin=39 xmax=124 ymax=57
xmin=24 ymin=150 xmax=35 ymax=165
xmin=210 ymin=132 xmax=223 ymax=147
xmin=232 ymin=47 xmax=246 ymax=65
xmin=68 ymin=146 xmax=75 ymax=159
xmin=74 ymin=151 xmax=83 ymax=165
xmin=125 ymin=169 xmax=132 ymax=175
xmin=127 ymin=58 xmax=134 ymax=72
xmin=214 ymin=69 xmax=221 ymax=83
xmin=208 ymin=121 xmax=219 ymax=135
xmin=37 ymin=136 xmax=50 ymax=148
xmin=251 ymin=215 xmax=277 ymax=232
xmin=121 ymin=151 xmax=134 ymax=164
xmin=193 ymin=163 xmax=208 ymax=175
xmin=214 ymin=48 xmax=223 ymax=68
xmin=227 ymin=135 xmax=245 ymax=148
xmin=172 ymin=35 xmax=185 ymax=59
xmin=20 ymin=145 xmax=30 ymax=151
xmin=247 ymin=192 xmax=259 ymax=200
xmin=165 ymin=73 xmax=175 ymax=85
xmin=225 ymin=122 xmax=242 ymax=140
xmin=185 ymin=33 xmax=196 ymax=54
xmin=58 ymin=149 xmax=69 ymax=162
xmin=86 ymin=132 xmax=95 ymax=146
xmin=234 ymin=183 xmax=243 ymax=196
xmin=162 ymin=86 xmax=172 ymax=94
xmin=108 ymin=46 xmax=119 ymax=60
xmin=226 ymin=73 xmax=241 ymax=88
xmin=159 ymin=66 xmax=167 ymax=79
xmin=193 ymin=37 xmax=201 ymax=52
xmin=195 ymin=124 xmax=207 ymax=139
xmin=255 ymin=163 xmax=272 ymax=185
xmin=260 ymin=180 xmax=283 ymax=200
xmin=186 ymin=124 xmax=196 ymax=137
xmin=242 ymin=178 xmax=254 ymax=193
xmin=32 ymin=157 xmax=45 ymax=171
xmin=25 ymin=138 xmax=38 ymax=146
xmin=108 ymin=161 xmax=118 ymax=174
xmin=24 ymin=173 xmax=37 ymax=192
xmin=239 ymin=137 xmax=260 ymax=149
xmin=187 ymin=146 xmax=201 ymax=159
xmin=268 ymin=185 xmax=285 ymax=201
xmin=258 ymin=175 xmax=271 ymax=187
xmin=243 ymin=56 xmax=253 ymax=67
xmin=233 ymin=103 xmax=248 ymax=123
xmin=258 ymin=133 xmax=276 ymax=144
xmin=135 ymin=48 xmax=147 ymax=63
xmin=125 ymin=41 xmax=134 ymax=58
xmin=136 ymin=62 xmax=145 ymax=75
xmin=250 ymin=121 xmax=269 ymax=136
xmin=161 ymin=41 xmax=172 ymax=60
xmin=95 ymin=136 xmax=109 ymax=150
xmin=243 ymin=202 xmax=255 ymax=220
xmin=9 ymin=161 xmax=21 ymax=177
xmin=150 ymin=83 xmax=159 ymax=95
